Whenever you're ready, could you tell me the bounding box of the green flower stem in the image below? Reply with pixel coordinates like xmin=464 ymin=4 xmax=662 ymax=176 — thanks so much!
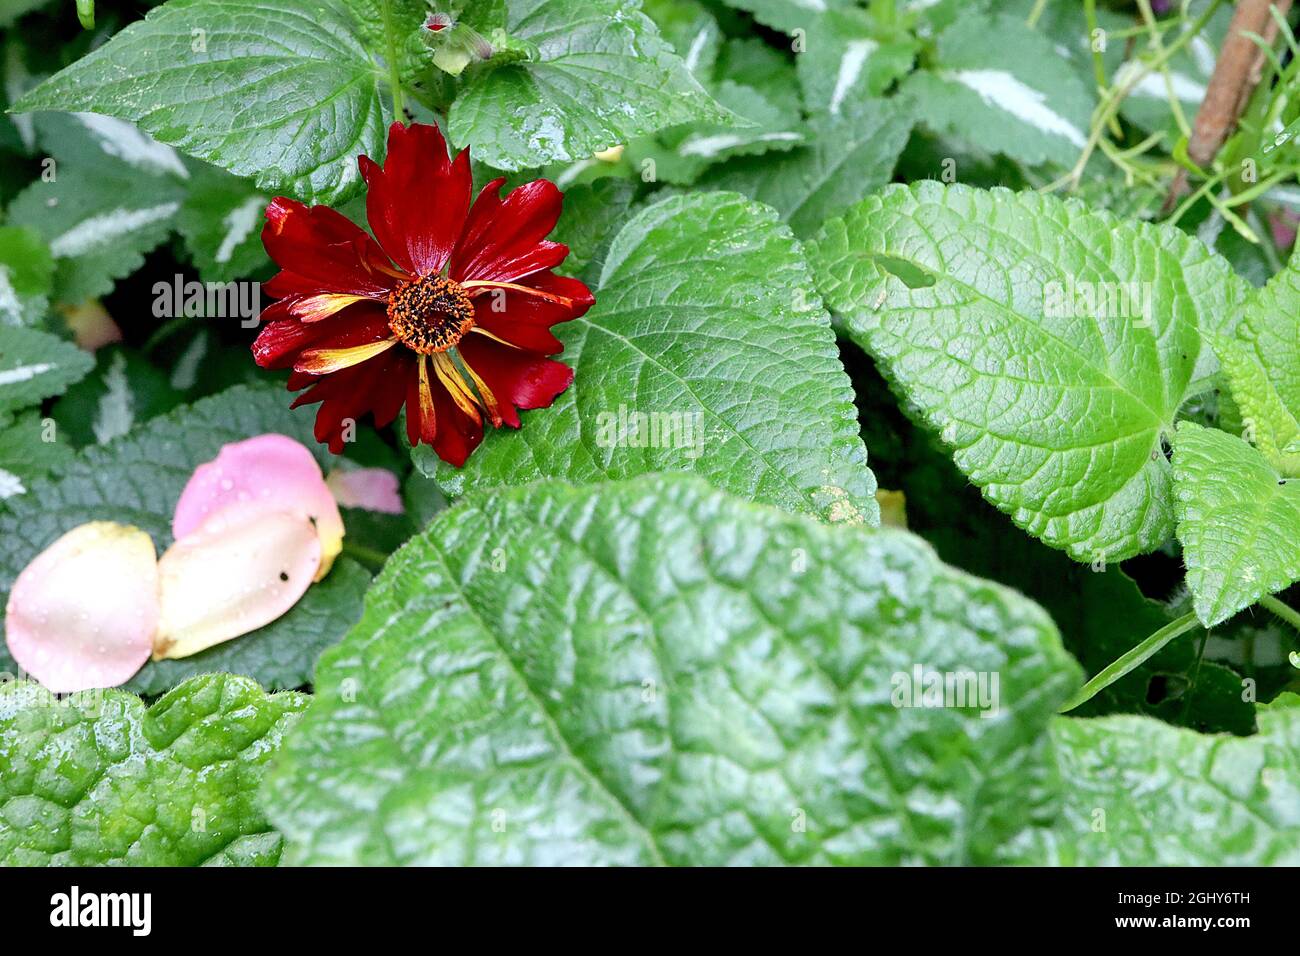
xmin=379 ymin=0 xmax=406 ymax=119
xmin=1260 ymin=594 xmax=1300 ymax=634
xmin=342 ymin=539 xmax=390 ymax=571
xmin=1059 ymin=611 xmax=1202 ymax=713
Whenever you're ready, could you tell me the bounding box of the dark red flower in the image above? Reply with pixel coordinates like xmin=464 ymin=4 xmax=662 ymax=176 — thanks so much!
xmin=253 ymin=122 xmax=593 ymax=466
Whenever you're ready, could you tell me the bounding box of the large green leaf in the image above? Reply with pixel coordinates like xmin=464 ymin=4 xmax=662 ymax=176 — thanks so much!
xmin=548 ymin=177 xmax=640 ymax=286
xmin=13 ymin=0 xmax=387 ymax=204
xmin=264 ymin=475 xmax=1079 ymax=865
xmin=425 ymin=191 xmax=878 ymax=526
xmin=448 ymin=0 xmax=732 ymax=170
xmin=1173 ymin=422 xmax=1300 ymax=627
xmin=901 ymin=13 xmax=1094 ymax=168
xmin=1035 ymin=698 xmax=1300 ymax=865
xmin=1216 ymin=252 xmax=1300 ymax=477
xmin=0 ymin=325 xmax=92 ymax=415
xmin=0 ymin=674 xmax=305 ymax=866
xmin=810 ymin=182 xmax=1249 ymax=562
xmin=698 ymin=96 xmax=912 ymax=237
xmin=0 ymin=385 xmax=368 ymax=693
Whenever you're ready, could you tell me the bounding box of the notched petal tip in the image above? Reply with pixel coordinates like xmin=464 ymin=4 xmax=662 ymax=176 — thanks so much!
xmin=4 ymin=522 xmax=158 ymax=693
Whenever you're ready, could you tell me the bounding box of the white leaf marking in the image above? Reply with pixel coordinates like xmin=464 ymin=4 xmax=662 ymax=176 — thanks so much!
xmin=50 ymin=203 xmax=180 ymax=258
xmin=946 ymin=69 xmax=1086 ymax=147
xmin=830 ymin=39 xmax=877 ymax=115
xmin=0 ymin=362 xmax=55 ymax=386
xmin=73 ymin=113 xmax=190 ymax=178
xmin=0 ymin=467 xmax=24 ymax=499
xmin=215 ymin=196 xmax=265 ymax=264
xmin=679 ymin=131 xmax=802 ymax=157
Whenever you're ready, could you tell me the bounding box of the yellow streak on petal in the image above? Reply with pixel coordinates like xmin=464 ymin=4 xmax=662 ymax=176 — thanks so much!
xmin=468 ymin=326 xmax=523 ymax=349
xmin=456 ymin=350 xmax=502 ymax=426
xmin=296 ymin=338 xmax=396 ymax=374
xmin=461 ymin=280 xmax=574 ymax=306
xmin=432 ymin=352 xmax=483 ymax=422
xmin=289 ymin=293 xmax=373 ymax=322
xmin=417 ymin=355 xmax=437 ymax=439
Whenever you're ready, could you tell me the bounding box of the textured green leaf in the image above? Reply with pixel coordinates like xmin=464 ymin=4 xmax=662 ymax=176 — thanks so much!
xmin=0 ymin=410 xmax=72 ymax=506
xmin=642 ymin=0 xmax=722 ymax=80
xmin=13 ymin=0 xmax=387 ymax=204
xmin=175 ymin=162 xmax=271 ymax=283
xmin=901 ymin=13 xmax=1094 ymax=168
xmin=795 ymin=9 xmax=916 ymax=115
xmin=448 ymin=0 xmax=732 ymax=170
xmin=810 ymin=182 xmax=1249 ymax=562
xmin=698 ymin=96 xmax=912 ymax=237
xmin=1035 ymin=698 xmax=1300 ymax=865
xmin=264 ymin=475 xmax=1079 ymax=865
xmin=8 ymin=114 xmax=190 ymax=303
xmin=0 ymin=674 xmax=306 ymax=866
xmin=1173 ymin=422 xmax=1300 ymax=627
xmin=547 ymin=177 xmax=640 ymax=287
xmin=1216 ymin=252 xmax=1300 ymax=476
xmin=0 ymin=385 xmax=367 ymax=694
xmin=423 ymin=191 xmax=879 ymax=526
xmin=854 ymin=369 xmax=1251 ymax=734
xmin=0 ymin=325 xmax=92 ymax=415
xmin=714 ymin=37 xmax=800 ymax=117
xmin=0 ymin=226 xmax=53 ymax=328
xmin=628 ymin=79 xmax=802 ymax=186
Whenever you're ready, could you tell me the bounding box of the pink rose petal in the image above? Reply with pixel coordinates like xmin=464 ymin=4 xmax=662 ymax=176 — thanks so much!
xmin=325 ymin=467 xmax=404 ymax=514
xmin=153 ymin=509 xmax=321 ymax=660
xmin=173 ymin=433 xmax=343 ymax=580
xmin=4 ymin=522 xmax=158 ymax=693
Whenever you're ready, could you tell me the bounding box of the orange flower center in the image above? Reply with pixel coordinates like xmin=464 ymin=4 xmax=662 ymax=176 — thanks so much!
xmin=386 ymin=274 xmax=475 ymax=354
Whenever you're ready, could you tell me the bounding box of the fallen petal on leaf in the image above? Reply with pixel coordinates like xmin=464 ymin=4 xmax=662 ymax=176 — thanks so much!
xmin=173 ymin=433 xmax=343 ymax=580
xmin=154 ymin=509 xmax=321 ymax=660
xmin=326 ymin=467 xmax=404 ymax=514
xmin=4 ymin=521 xmax=157 ymax=692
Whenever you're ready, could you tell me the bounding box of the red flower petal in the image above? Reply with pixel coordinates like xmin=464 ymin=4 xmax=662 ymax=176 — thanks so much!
xmin=471 ymin=271 xmax=594 ymax=354
xmin=449 ymin=179 xmax=568 ymax=283
xmin=361 ymin=122 xmax=472 ymax=277
xmin=458 ymin=336 xmax=574 ymax=429
xmin=428 ymin=371 xmax=485 ymax=467
xmin=252 ymin=301 xmax=388 ymax=369
xmin=403 ymin=355 xmax=484 ymax=465
xmin=293 ymin=349 xmax=410 ymax=453
xmin=262 ymin=197 xmax=400 ymax=297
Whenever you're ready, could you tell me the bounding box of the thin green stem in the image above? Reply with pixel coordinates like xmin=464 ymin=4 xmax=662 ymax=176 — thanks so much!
xmin=1059 ymin=611 xmax=1202 ymax=713
xmin=379 ymin=0 xmax=406 ymax=119
xmin=1260 ymin=594 xmax=1300 ymax=634
xmin=342 ymin=539 xmax=390 ymax=570
xmin=1045 ymin=0 xmax=1227 ymax=191
xmin=1026 ymin=0 xmax=1048 ymax=27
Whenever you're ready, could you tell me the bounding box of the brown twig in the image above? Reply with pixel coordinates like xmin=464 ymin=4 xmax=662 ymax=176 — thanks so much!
xmin=1161 ymin=0 xmax=1291 ymax=215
